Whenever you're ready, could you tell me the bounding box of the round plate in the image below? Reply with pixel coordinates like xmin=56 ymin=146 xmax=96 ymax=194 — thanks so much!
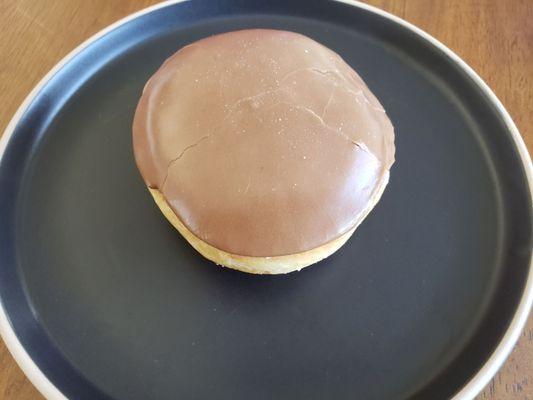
xmin=1 ymin=1 xmax=531 ymax=399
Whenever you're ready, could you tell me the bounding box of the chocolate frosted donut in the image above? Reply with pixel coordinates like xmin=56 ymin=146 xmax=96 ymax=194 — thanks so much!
xmin=133 ymin=29 xmax=395 ymax=274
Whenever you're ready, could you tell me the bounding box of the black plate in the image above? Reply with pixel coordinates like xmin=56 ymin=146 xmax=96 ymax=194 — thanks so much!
xmin=1 ymin=1 xmax=531 ymax=399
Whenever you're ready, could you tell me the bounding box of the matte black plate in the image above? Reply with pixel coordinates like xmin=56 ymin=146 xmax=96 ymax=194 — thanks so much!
xmin=1 ymin=1 xmax=531 ymax=399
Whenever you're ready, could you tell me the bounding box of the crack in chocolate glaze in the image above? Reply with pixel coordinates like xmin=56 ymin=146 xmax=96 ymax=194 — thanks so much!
xmin=161 ymin=74 xmax=383 ymax=189
xmin=160 ymin=135 xmax=210 ymax=190
xmin=321 ymin=90 xmax=335 ymax=119
xmin=266 ymin=100 xmax=379 ymax=162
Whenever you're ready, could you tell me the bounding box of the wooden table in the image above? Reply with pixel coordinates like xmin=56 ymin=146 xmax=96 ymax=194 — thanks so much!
xmin=0 ymin=0 xmax=531 ymax=398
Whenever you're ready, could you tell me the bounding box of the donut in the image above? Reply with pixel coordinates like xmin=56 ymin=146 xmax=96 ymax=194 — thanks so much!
xmin=133 ymin=29 xmax=395 ymax=274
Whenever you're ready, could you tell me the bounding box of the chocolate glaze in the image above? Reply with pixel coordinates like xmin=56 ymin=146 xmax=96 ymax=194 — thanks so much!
xmin=133 ymin=30 xmax=395 ymax=257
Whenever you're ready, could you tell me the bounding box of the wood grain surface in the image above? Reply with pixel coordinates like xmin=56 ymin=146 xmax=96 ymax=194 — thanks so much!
xmin=0 ymin=0 xmax=531 ymax=399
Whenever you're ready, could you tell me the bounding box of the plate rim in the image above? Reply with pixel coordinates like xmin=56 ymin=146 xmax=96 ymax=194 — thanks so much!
xmin=0 ymin=1 xmax=531 ymax=399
